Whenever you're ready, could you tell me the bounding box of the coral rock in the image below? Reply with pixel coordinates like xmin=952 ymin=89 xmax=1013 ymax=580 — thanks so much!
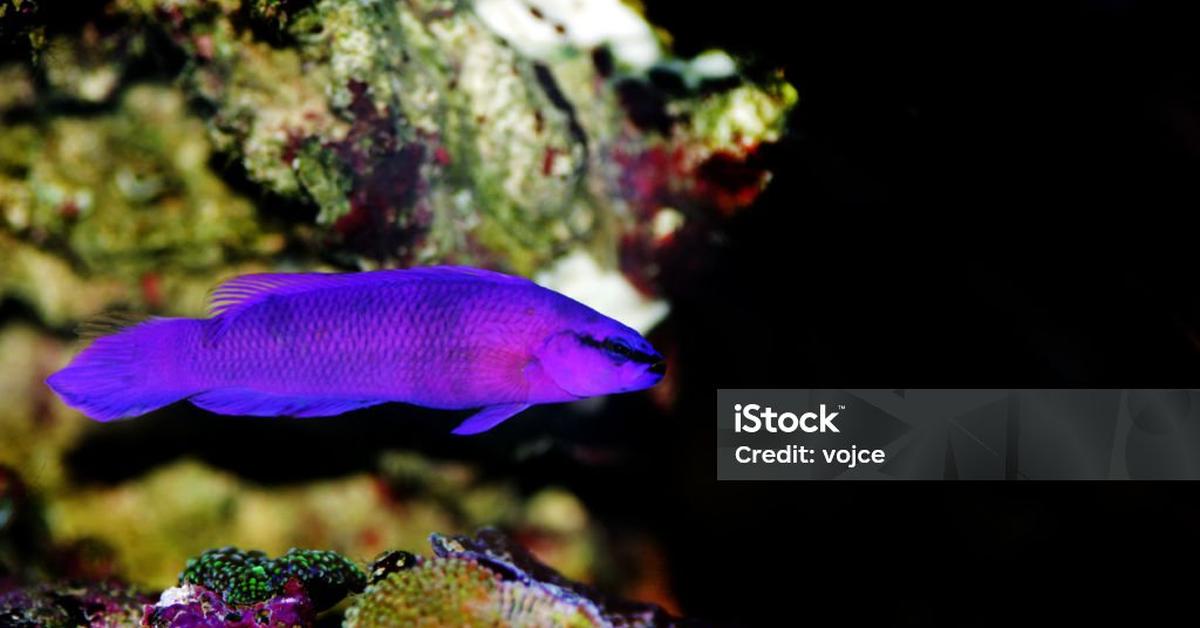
xmin=143 ymin=582 xmax=313 ymax=628
xmin=344 ymin=529 xmax=679 ymax=628
xmin=0 ymin=579 xmax=151 ymax=628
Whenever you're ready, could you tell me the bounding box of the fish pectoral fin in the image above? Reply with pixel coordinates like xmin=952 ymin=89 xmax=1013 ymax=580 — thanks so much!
xmin=190 ymin=388 xmax=381 ymax=418
xmin=450 ymin=403 xmax=531 ymax=436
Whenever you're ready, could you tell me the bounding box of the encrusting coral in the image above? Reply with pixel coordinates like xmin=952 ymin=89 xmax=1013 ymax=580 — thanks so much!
xmin=144 ymin=546 xmax=366 ymax=626
xmin=345 ymin=554 xmax=606 ymax=627
xmin=143 ymin=581 xmax=316 ymax=628
xmin=140 ymin=529 xmax=679 ymax=627
xmin=178 ymin=547 xmax=365 ymax=609
xmin=345 ymin=529 xmax=678 ymax=628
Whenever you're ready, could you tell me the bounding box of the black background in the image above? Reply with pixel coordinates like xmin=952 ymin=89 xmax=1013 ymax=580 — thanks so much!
xmin=638 ymin=1 xmax=1200 ymax=625
xmin=28 ymin=1 xmax=1200 ymax=625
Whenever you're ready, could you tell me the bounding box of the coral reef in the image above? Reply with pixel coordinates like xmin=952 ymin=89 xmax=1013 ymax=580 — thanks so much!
xmin=43 ymin=454 xmax=602 ymax=591
xmin=0 ymin=85 xmax=273 ymax=279
xmin=145 ymin=530 xmax=674 ymax=627
xmin=1 ymin=453 xmax=683 ymax=625
xmin=1 ymin=0 xmax=793 ymax=320
xmin=345 ymin=529 xmax=678 ymax=627
xmin=0 ymin=84 xmax=286 ymax=329
xmin=0 ymin=579 xmax=151 ymax=627
xmin=144 ymin=581 xmax=315 ymax=628
xmin=46 ymin=459 xmax=455 ymax=589
xmin=144 ymin=546 xmax=365 ymax=627
xmin=345 ymin=554 xmax=604 ymax=627
xmin=147 ymin=0 xmax=600 ymax=271
xmin=0 ymin=81 xmax=276 ymax=274
xmin=0 ymin=1 xmax=789 ymax=623
xmin=430 ymin=528 xmax=675 ymax=627
xmin=0 ymin=0 xmax=795 ymax=390
xmin=178 ymin=547 xmax=364 ymax=609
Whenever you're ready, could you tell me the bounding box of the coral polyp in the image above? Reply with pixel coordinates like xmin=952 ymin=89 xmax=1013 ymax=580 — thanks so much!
xmin=344 ymin=556 xmax=605 ymax=627
xmin=178 ymin=547 xmax=365 ymax=609
xmin=143 ymin=582 xmax=315 ymax=628
xmin=345 ymin=529 xmax=678 ymax=628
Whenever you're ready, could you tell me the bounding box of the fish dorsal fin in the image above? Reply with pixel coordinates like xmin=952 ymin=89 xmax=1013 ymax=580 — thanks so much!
xmin=76 ymin=311 xmax=155 ymax=340
xmin=396 ymin=265 xmax=536 ymax=286
xmin=204 ymin=266 xmax=535 ymax=347
xmin=207 ymin=266 xmax=533 ymax=319
xmin=208 ymin=272 xmax=341 ymax=318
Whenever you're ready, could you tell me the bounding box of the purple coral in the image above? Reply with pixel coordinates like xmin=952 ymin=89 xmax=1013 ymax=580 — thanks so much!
xmin=142 ymin=581 xmax=313 ymax=628
xmin=143 ymin=546 xmax=367 ymax=627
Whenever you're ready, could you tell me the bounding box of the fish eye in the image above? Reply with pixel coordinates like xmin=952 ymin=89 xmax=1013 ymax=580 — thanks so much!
xmin=599 ymin=338 xmax=629 ymax=362
xmin=604 ymin=337 xmax=631 ymax=351
xmin=576 ymin=333 xmax=653 ymax=365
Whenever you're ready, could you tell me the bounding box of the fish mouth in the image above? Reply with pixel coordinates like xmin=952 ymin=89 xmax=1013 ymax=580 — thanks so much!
xmin=647 ymin=361 xmax=666 ymax=376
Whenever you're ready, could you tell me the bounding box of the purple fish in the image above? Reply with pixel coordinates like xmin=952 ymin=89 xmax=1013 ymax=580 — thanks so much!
xmin=46 ymin=267 xmax=665 ymax=434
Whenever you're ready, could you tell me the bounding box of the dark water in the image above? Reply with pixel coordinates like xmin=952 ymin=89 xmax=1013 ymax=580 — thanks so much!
xmin=642 ymin=1 xmax=1200 ymax=625
xmin=15 ymin=1 xmax=1200 ymax=624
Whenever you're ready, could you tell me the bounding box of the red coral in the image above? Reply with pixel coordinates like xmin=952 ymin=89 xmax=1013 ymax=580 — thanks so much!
xmin=140 ymin=273 xmax=163 ymax=310
xmin=321 ymin=80 xmax=430 ymax=263
xmin=694 ymin=147 xmax=769 ymax=215
xmin=193 ymin=34 xmax=213 ymax=61
xmin=612 ymin=137 xmax=769 ymax=299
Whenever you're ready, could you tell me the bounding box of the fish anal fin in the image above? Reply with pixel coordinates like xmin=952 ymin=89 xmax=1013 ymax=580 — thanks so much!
xmin=190 ymin=388 xmax=380 ymax=418
xmin=451 ymin=403 xmax=531 ymax=435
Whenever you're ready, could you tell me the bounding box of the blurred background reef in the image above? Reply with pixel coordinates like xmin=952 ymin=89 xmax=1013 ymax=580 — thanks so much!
xmin=0 ymin=0 xmax=794 ymax=624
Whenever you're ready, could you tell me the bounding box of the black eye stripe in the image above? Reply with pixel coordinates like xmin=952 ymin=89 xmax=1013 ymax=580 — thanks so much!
xmin=577 ymin=335 xmax=606 ymax=351
xmin=577 ymin=334 xmax=660 ymax=364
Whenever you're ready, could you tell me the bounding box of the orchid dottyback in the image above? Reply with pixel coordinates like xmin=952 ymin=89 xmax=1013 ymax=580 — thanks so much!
xmin=46 ymin=266 xmax=665 ymax=434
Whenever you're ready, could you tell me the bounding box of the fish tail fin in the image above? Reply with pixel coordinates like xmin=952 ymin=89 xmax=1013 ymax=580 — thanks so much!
xmin=46 ymin=317 xmax=196 ymax=421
